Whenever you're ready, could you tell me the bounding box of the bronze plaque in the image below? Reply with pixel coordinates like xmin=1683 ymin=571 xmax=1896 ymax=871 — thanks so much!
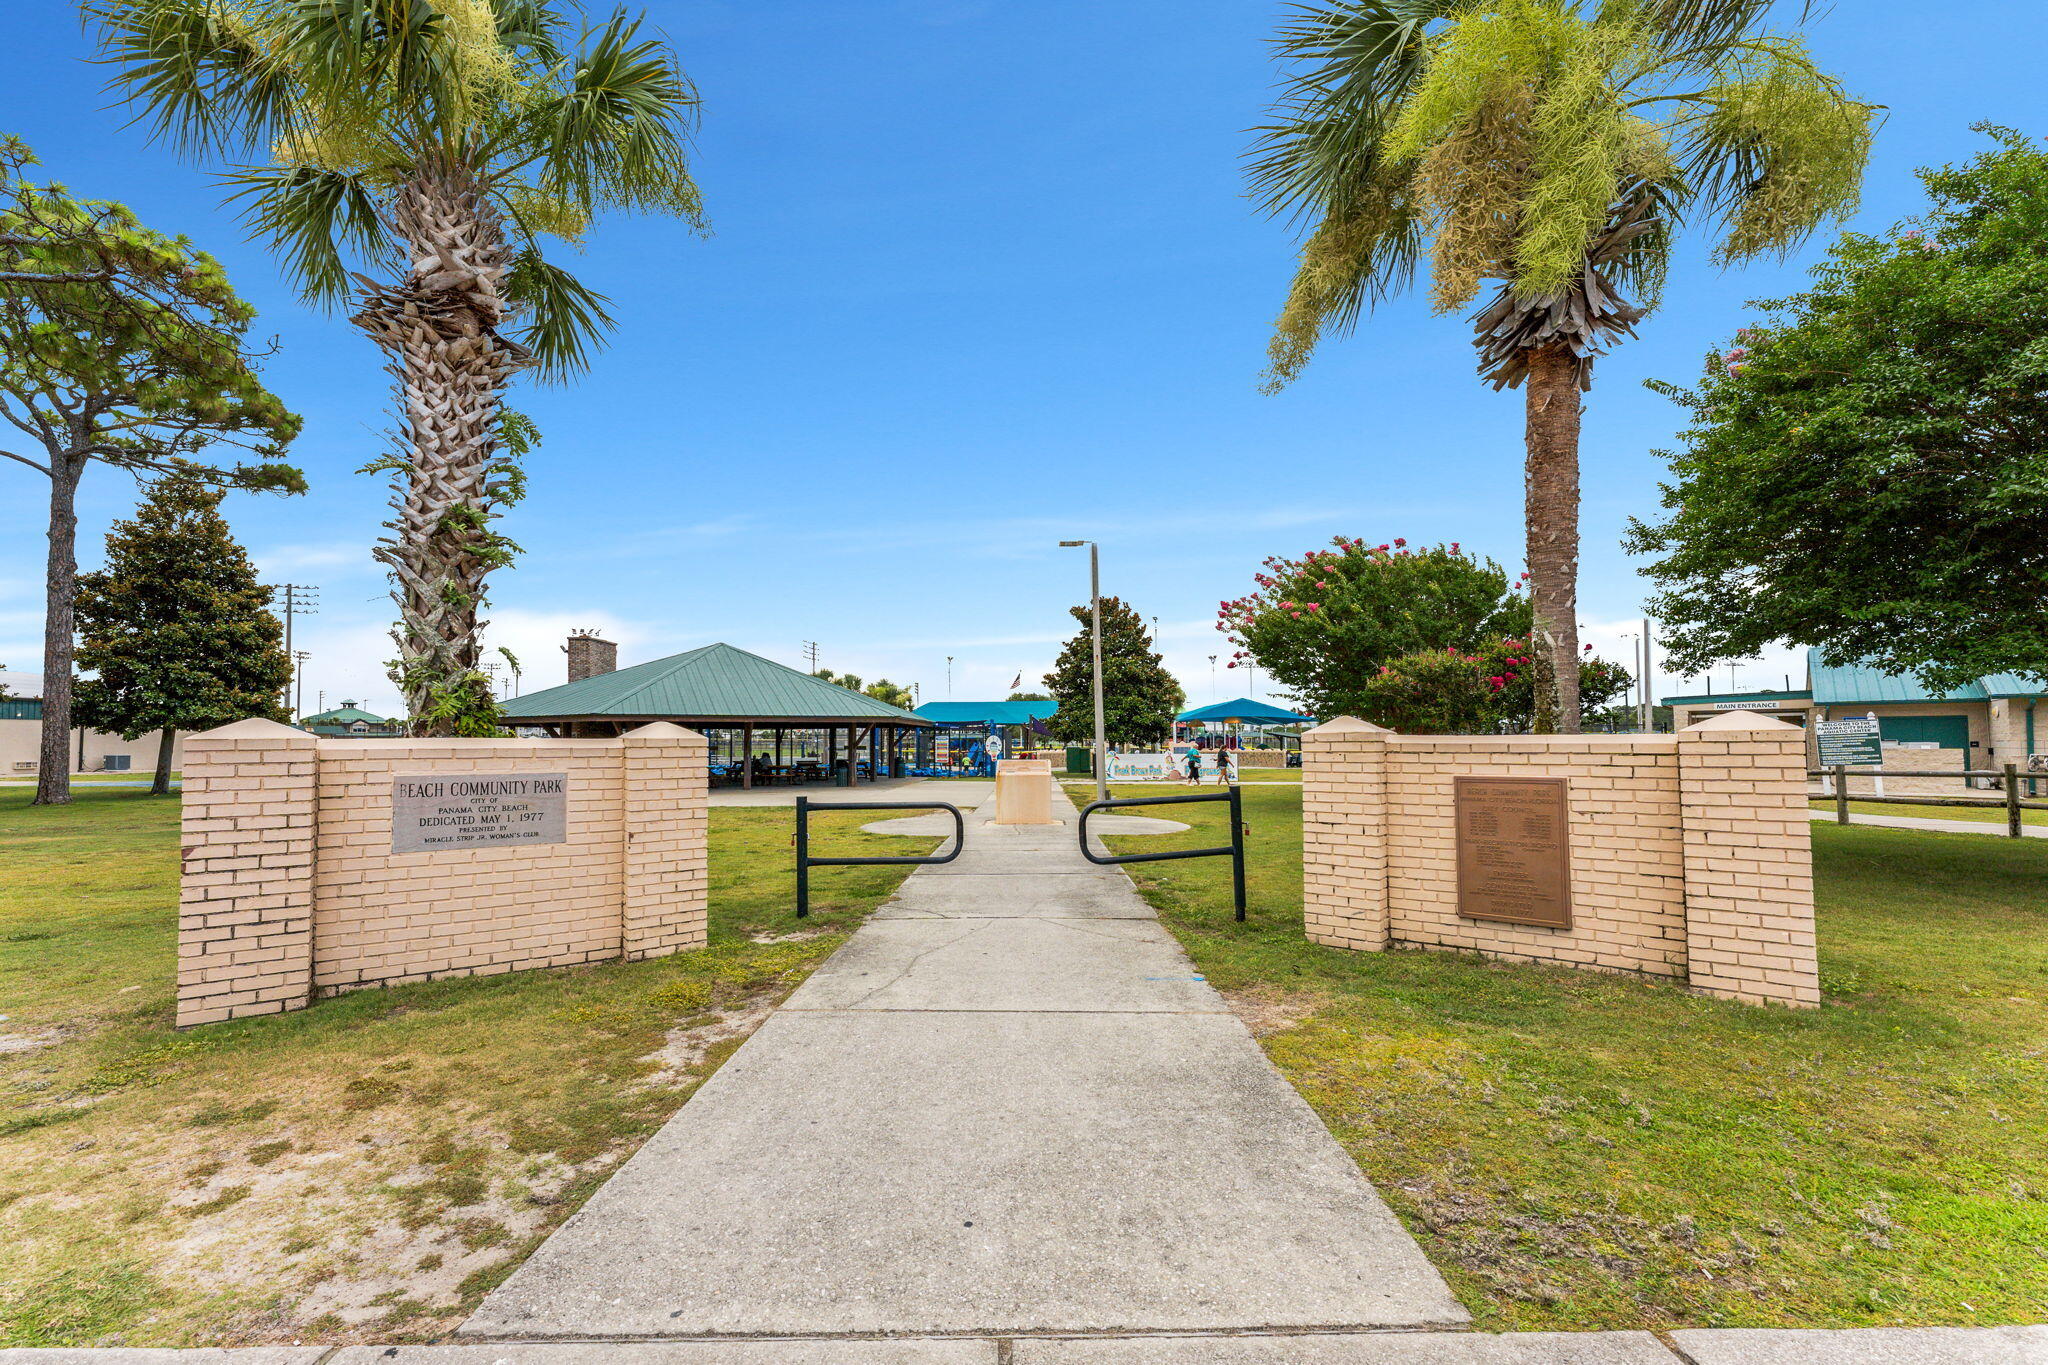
xmin=1454 ymin=776 xmax=1572 ymax=929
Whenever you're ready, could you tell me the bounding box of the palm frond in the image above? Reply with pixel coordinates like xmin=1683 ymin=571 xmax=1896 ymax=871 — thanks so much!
xmin=517 ymin=11 xmax=705 ymax=227
xmin=502 ymin=245 xmax=614 ymax=381
xmin=1248 ymin=0 xmax=1458 ymax=221
xmin=224 ymin=162 xmax=387 ymax=307
xmin=1672 ymin=33 xmax=1873 ymax=262
xmin=1635 ymin=0 xmax=1814 ymax=48
xmin=87 ymin=0 xmax=299 ymax=157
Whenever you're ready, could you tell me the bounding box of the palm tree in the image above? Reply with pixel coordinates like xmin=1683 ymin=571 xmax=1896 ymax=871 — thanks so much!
xmin=93 ymin=0 xmax=706 ymax=734
xmin=1249 ymin=0 xmax=1871 ymax=730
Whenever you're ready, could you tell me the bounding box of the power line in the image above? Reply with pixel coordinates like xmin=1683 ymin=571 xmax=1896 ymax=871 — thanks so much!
xmin=269 ymin=584 xmax=319 ymax=712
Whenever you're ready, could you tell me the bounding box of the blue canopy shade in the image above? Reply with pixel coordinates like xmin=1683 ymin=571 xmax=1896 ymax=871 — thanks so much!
xmin=1176 ymin=697 xmax=1314 ymax=725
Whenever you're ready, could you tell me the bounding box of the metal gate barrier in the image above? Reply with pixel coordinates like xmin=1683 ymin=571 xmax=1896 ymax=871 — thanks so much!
xmin=1077 ymin=787 xmax=1248 ymax=922
xmin=794 ymin=796 xmax=965 ymax=918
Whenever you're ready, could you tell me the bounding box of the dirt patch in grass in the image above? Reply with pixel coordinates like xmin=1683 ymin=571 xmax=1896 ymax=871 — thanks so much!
xmin=0 ymin=791 xmax=932 ymax=1349
xmin=1217 ymin=984 xmax=1322 ymax=1038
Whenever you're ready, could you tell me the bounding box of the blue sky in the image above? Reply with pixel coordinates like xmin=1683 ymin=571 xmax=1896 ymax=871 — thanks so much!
xmin=1 ymin=1 xmax=2040 ymax=716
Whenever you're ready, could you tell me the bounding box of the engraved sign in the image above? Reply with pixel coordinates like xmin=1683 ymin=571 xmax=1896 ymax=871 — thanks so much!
xmin=1455 ymin=776 xmax=1571 ymax=929
xmin=391 ymin=773 xmax=568 ymax=853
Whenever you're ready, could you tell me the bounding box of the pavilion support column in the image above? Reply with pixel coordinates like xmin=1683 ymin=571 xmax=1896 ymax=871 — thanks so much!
xmin=742 ymin=725 xmax=753 ymax=789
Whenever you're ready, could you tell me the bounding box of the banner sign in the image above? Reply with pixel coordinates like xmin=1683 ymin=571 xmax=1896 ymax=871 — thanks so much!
xmin=1107 ymin=752 xmax=1174 ymax=781
xmin=1816 ymin=716 xmax=1882 ymax=767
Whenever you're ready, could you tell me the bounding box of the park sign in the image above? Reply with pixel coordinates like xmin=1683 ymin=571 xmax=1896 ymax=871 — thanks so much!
xmin=1106 ymin=752 xmax=1175 ymax=781
xmin=1816 ymin=716 xmax=1882 ymax=768
xmin=392 ymin=773 xmax=568 ymax=852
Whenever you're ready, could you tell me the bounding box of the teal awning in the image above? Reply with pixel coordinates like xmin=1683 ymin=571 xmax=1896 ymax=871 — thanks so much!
xmin=1176 ymin=697 xmax=1314 ymax=725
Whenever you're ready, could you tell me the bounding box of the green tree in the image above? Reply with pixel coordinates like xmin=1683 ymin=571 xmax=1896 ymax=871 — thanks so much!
xmin=1249 ymin=0 xmax=1872 ymax=731
xmin=814 ymin=669 xmax=915 ymax=711
xmin=95 ymin=0 xmax=707 ymax=736
xmin=1218 ymin=538 xmax=1528 ymax=717
xmin=73 ymin=469 xmax=292 ymax=795
xmin=1044 ymin=597 xmax=1185 ymax=747
xmin=1627 ymin=127 xmax=2048 ymax=693
xmin=1006 ymin=691 xmax=1052 ymax=702
xmin=0 ymin=139 xmax=301 ymax=806
xmin=1360 ymin=635 xmax=1631 ymax=733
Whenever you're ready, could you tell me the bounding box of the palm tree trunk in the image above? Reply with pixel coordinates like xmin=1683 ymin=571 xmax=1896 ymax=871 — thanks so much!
xmin=1524 ymin=342 xmax=1582 ymax=734
xmin=353 ymin=162 xmax=524 ymax=737
xmin=35 ymin=453 xmax=82 ymax=805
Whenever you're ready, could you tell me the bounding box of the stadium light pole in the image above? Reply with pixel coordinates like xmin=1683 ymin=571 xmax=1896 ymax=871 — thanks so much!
xmin=1060 ymin=540 xmax=1108 ymax=804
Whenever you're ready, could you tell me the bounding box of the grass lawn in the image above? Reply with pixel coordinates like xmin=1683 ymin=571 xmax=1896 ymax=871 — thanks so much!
xmin=0 ymin=788 xmax=932 ymax=1350
xmin=1105 ymin=782 xmax=2048 ymax=1333
xmin=1810 ymin=797 xmax=2048 ymax=828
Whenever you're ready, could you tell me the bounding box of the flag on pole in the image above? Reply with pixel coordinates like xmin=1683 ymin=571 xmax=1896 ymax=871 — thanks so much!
xmin=1009 ymin=672 xmax=1021 ymax=690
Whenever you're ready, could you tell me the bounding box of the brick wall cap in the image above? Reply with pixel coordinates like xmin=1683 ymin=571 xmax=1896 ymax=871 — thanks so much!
xmin=622 ymin=721 xmax=707 ymax=745
xmin=1303 ymin=716 xmax=1392 ymax=736
xmin=1681 ymin=711 xmax=1801 ymax=735
xmin=189 ymin=718 xmax=317 ymax=746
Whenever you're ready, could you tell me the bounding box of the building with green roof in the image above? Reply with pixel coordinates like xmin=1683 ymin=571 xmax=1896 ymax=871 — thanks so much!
xmin=298 ymin=701 xmax=403 ymax=738
xmin=502 ymin=636 xmax=930 ymax=788
xmin=1660 ymin=648 xmax=2045 ymax=777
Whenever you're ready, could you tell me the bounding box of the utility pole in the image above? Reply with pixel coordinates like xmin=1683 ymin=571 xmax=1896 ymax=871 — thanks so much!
xmin=270 ymin=584 xmax=318 ymax=711
xmin=1640 ymin=617 xmax=1654 ymax=732
xmin=292 ymin=650 xmax=310 ymax=721
xmin=801 ymin=640 xmax=821 ymax=673
xmin=1060 ymin=540 xmax=1108 ymax=804
xmin=946 ymin=656 xmax=953 ymax=698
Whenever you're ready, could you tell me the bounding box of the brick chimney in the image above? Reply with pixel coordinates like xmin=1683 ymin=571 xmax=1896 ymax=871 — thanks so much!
xmin=565 ymin=631 xmax=617 ymax=683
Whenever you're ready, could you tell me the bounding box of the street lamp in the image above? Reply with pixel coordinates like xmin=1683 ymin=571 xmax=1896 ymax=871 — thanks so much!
xmin=1059 ymin=540 xmax=1108 ymax=804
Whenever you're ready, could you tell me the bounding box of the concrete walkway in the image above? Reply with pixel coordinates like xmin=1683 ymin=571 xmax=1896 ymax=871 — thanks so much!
xmin=464 ymin=787 xmax=1468 ymax=1340
xmin=1807 ymin=808 xmax=2047 ymax=838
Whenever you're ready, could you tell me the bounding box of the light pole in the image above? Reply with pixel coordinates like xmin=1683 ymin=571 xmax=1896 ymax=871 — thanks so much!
xmin=1639 ymin=617 xmax=1654 ymax=732
xmin=945 ymin=656 xmax=953 ymax=698
xmin=292 ymin=650 xmax=310 ymax=720
xmin=1208 ymin=654 xmax=1218 ymax=702
xmin=1060 ymin=540 xmax=1108 ymax=804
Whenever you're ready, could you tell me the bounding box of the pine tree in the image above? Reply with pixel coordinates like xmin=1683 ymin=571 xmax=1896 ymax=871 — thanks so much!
xmin=73 ymin=469 xmax=292 ymax=794
xmin=1043 ymin=597 xmax=1185 ymax=747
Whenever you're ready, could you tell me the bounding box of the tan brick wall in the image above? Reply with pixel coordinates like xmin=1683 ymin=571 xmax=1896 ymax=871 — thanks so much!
xmin=1385 ymin=736 xmax=1686 ymax=979
xmin=177 ymin=724 xmax=317 ymax=1028
xmin=178 ymin=720 xmax=709 ymax=1026
xmin=1301 ymin=713 xmax=1818 ymax=1008
xmin=1677 ymin=717 xmax=1820 ymax=1007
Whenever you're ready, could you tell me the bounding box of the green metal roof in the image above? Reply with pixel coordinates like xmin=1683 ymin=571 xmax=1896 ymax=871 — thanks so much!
xmin=299 ymin=702 xmax=390 ymax=726
xmin=1659 ymin=689 xmax=1811 ymax=707
xmin=501 ymin=643 xmax=927 ymax=724
xmin=1978 ymin=673 xmax=2048 ymax=698
xmin=1810 ymin=655 xmax=1987 ymax=705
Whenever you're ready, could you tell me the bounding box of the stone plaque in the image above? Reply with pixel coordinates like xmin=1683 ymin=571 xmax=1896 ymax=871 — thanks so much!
xmin=392 ymin=773 xmax=568 ymax=853
xmin=1455 ymin=776 xmax=1571 ymax=929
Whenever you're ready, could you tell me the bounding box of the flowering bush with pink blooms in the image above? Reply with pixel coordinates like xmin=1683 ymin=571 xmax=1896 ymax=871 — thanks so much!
xmin=1219 ymin=538 xmax=1631 ymax=730
xmin=1360 ymin=635 xmax=1633 ymax=734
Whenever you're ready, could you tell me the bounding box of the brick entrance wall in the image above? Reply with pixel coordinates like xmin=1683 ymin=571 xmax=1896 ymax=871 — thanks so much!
xmin=177 ymin=719 xmax=709 ymax=1028
xmin=1302 ymin=712 xmax=1818 ymax=1008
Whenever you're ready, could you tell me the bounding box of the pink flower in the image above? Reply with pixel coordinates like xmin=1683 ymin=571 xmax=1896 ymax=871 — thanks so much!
xmin=1488 ymin=676 xmax=1504 ymax=687
xmin=1315 ymin=580 xmax=1327 ymax=588
xmin=1584 ymin=644 xmax=1594 ymax=651
xmin=1451 ymin=542 xmax=1460 ymax=552
xmin=1227 ymin=661 xmax=1237 ymax=669
xmin=1306 ymin=602 xmax=1320 ymax=610
xmin=1393 ymin=537 xmax=1406 ymax=548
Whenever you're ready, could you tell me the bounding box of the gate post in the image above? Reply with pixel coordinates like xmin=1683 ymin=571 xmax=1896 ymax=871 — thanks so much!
xmin=620 ymin=722 xmax=710 ymax=960
xmin=1301 ymin=716 xmax=1392 ymax=953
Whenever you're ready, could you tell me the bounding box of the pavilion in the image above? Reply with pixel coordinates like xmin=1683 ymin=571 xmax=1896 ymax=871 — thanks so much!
xmin=1174 ymin=697 xmax=1315 ymax=748
xmin=500 ymin=639 xmax=930 ymax=789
